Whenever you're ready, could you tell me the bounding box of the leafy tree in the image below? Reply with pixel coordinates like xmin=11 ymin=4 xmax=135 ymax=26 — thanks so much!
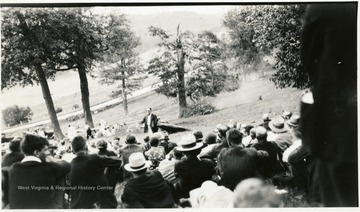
xmin=98 ymin=14 xmax=143 ymax=116
xmin=223 ymin=5 xmax=309 ymax=89
xmin=1 ymin=8 xmax=69 ymax=138
xmin=2 ymin=105 xmax=33 ymax=126
xmin=223 ymin=7 xmax=266 ymax=71
xmin=187 ymin=31 xmax=231 ymax=98
xmin=55 ymin=8 xmax=106 ymax=128
xmin=147 ymin=25 xmax=190 ymax=118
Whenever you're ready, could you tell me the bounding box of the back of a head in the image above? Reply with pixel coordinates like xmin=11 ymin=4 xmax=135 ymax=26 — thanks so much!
xmin=193 ymin=131 xmax=203 ymax=140
xmin=125 ymin=134 xmax=137 ymax=144
xmin=226 ymin=128 xmax=243 ymax=146
xmin=217 ymin=124 xmax=230 ymax=137
xmin=71 ymin=136 xmax=87 ymax=153
xmin=233 ymin=178 xmax=281 ymax=208
xmin=96 ymin=139 xmax=108 ymax=150
xmin=255 ymin=126 xmax=268 ymax=140
xmin=9 ymin=137 xmax=22 ymax=152
xmin=20 ymin=134 xmax=48 ymax=155
xmin=244 ymin=125 xmax=254 ymax=135
xmin=172 ymin=148 xmax=183 ymax=160
xmin=204 ymin=133 xmax=217 ymax=145
xmin=149 ymin=136 xmax=160 ymax=147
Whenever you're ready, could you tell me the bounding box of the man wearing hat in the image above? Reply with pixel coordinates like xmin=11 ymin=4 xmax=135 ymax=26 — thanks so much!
xmin=119 ymin=134 xmax=145 ymax=181
xmin=69 ymin=136 xmax=121 ymax=209
xmin=268 ymin=117 xmax=293 ymax=152
xmin=121 ymin=152 xmax=176 ymax=208
xmin=199 ymin=124 xmax=230 ymax=160
xmin=139 ymin=108 xmax=159 ymax=134
xmin=286 ymin=115 xmax=300 ymax=130
xmin=174 ymin=134 xmax=215 ymax=198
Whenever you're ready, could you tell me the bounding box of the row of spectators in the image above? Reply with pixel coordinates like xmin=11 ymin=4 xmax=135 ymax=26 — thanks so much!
xmin=1 ymin=111 xmax=316 ymax=208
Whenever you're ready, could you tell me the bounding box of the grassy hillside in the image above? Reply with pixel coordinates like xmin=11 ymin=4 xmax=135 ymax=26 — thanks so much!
xmin=63 ymin=67 xmax=303 ymax=144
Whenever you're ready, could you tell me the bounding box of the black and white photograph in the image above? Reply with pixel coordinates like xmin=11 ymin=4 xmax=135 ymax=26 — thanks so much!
xmin=0 ymin=0 xmax=358 ymax=209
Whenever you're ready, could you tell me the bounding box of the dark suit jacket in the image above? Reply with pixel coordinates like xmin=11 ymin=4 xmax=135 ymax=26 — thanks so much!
xmin=141 ymin=114 xmax=159 ymax=133
xmin=3 ymin=160 xmax=70 ymax=209
xmin=69 ymin=153 xmax=122 ymax=209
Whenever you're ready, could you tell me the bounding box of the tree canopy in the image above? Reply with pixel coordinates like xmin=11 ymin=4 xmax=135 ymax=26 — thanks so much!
xmin=223 ymin=5 xmax=309 ymax=89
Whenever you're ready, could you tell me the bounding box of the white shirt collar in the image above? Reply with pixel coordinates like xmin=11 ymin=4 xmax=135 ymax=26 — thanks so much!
xmin=21 ymin=155 xmax=41 ymax=163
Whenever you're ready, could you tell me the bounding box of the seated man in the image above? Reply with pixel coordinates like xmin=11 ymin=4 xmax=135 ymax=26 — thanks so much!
xmin=174 ymin=134 xmax=215 ymax=198
xmin=252 ymin=126 xmax=283 ymax=179
xmin=3 ymin=134 xmax=70 ymax=209
xmin=217 ymin=128 xmax=268 ymax=191
xmin=121 ymin=152 xmax=176 ymax=208
xmin=268 ymin=117 xmax=293 ymax=152
xmin=119 ymin=134 xmax=145 ymax=181
xmin=69 ymin=136 xmax=122 ymax=209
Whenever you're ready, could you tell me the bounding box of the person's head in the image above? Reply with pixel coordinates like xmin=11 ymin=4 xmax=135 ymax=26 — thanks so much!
xmin=71 ymin=136 xmax=87 ymax=154
xmin=193 ymin=131 xmax=203 ymax=143
xmin=20 ymin=134 xmax=49 ymax=161
xmin=226 ymin=128 xmax=243 ymax=147
xmin=268 ymin=117 xmax=290 ymax=134
xmin=172 ymin=148 xmax=184 ymax=160
xmin=244 ymin=125 xmax=254 ymax=136
xmin=125 ymin=134 xmax=137 ymax=144
xmin=176 ymin=134 xmax=203 ymax=157
xmin=96 ymin=139 xmax=108 ymax=150
xmin=149 ymin=136 xmax=160 ymax=147
xmin=124 ymin=152 xmax=151 ymax=177
xmin=233 ymin=178 xmax=281 ymax=208
xmin=160 ymin=132 xmax=169 ymax=143
xmin=286 ymin=115 xmax=300 ymax=130
xmin=255 ymin=126 xmax=268 ymax=142
xmin=249 ymin=128 xmax=257 ymax=139
xmin=216 ymin=124 xmax=230 ymax=139
xmin=9 ymin=137 xmax=22 ymax=153
xmin=204 ymin=133 xmax=217 ymax=145
xmin=143 ymin=135 xmax=150 ymax=143
xmin=262 ymin=113 xmax=271 ymax=123
xmin=146 ymin=107 xmax=152 ymax=115
xmin=282 ymin=111 xmax=292 ymax=120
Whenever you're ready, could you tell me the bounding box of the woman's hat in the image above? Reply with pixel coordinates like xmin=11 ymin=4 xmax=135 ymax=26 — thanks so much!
xmin=176 ymin=134 xmax=203 ymax=152
xmin=124 ymin=152 xmax=151 ymax=172
xmin=269 ymin=117 xmax=290 ymax=133
xmin=286 ymin=115 xmax=300 ymax=127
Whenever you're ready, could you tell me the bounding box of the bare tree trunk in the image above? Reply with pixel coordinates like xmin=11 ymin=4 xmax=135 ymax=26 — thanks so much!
xmin=35 ymin=63 xmax=65 ymax=139
xmin=121 ymin=74 xmax=128 ymax=116
xmin=78 ymin=63 xmax=94 ymax=128
xmin=176 ymin=25 xmax=187 ymax=118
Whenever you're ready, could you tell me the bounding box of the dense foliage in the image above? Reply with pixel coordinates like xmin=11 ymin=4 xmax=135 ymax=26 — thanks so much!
xmin=223 ymin=5 xmax=309 ymax=89
xmin=2 ymin=105 xmax=33 ymax=126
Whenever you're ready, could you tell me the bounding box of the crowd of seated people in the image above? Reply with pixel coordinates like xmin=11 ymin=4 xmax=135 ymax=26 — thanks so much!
xmin=1 ymin=110 xmax=320 ymax=209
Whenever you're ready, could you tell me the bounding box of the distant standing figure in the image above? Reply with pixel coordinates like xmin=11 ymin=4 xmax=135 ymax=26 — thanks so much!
xmin=140 ymin=108 xmax=159 ymax=134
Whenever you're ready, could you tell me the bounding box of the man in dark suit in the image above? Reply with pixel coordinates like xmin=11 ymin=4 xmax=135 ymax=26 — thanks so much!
xmin=140 ymin=108 xmax=159 ymax=133
xmin=69 ymin=136 xmax=122 ymax=209
xmin=2 ymin=134 xmax=70 ymax=209
xmin=300 ymin=3 xmax=357 ymax=207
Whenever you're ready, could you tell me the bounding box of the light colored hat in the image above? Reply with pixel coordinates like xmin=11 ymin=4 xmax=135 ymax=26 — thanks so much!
xmin=124 ymin=152 xmax=151 ymax=172
xmin=269 ymin=117 xmax=290 ymax=133
xmin=286 ymin=115 xmax=300 ymax=127
xmin=262 ymin=113 xmax=271 ymax=122
xmin=282 ymin=111 xmax=292 ymax=120
xmin=176 ymin=134 xmax=203 ymax=152
xmin=190 ymin=180 xmax=233 ymax=208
